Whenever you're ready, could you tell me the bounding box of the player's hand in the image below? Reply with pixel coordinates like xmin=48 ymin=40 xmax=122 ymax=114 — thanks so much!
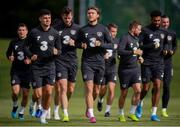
xmin=133 ymin=49 xmax=143 ymax=56
xmin=169 ymin=50 xmax=174 ymax=55
xmin=114 ymin=44 xmax=118 ymax=49
xmin=138 ymin=56 xmax=144 ymax=64
xmin=94 ymin=40 xmax=101 ymax=47
xmin=81 ymin=43 xmax=87 ymax=49
xmin=53 ymin=48 xmax=58 ymax=55
xmin=154 ymin=41 xmax=160 ymax=49
xmin=9 ymin=55 xmax=14 ymax=62
xmin=69 ymin=39 xmax=75 ymax=46
xmin=31 ymin=54 xmax=38 ymax=61
xmin=163 ymin=50 xmax=168 ymax=55
xmin=24 ymin=58 xmax=31 ymax=64
xmin=104 ymin=52 xmax=110 ymax=59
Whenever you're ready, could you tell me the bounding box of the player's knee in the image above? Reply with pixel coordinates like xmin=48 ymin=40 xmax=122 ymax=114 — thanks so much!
xmin=93 ymin=87 xmax=99 ymax=96
xmin=122 ymin=95 xmax=127 ymax=100
xmin=121 ymin=92 xmax=127 ymax=99
xmin=86 ymin=88 xmax=93 ymax=95
xmin=135 ymin=90 xmax=141 ymax=96
xmin=12 ymin=89 xmax=20 ymax=96
xmin=142 ymin=84 xmax=149 ymax=91
xmin=35 ymin=92 xmax=42 ymax=99
xmin=153 ymin=87 xmax=160 ymax=93
xmin=68 ymin=90 xmax=73 ymax=95
xmin=94 ymin=90 xmax=99 ymax=97
xmin=23 ymin=91 xmax=29 ymax=98
xmin=68 ymin=86 xmax=74 ymax=93
xmin=45 ymin=89 xmax=53 ymax=96
xmin=109 ymin=90 xmax=115 ymax=97
xmin=61 ymin=85 xmax=68 ymax=93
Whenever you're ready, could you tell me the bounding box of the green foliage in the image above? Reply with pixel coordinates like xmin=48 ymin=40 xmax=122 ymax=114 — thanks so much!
xmin=0 ymin=39 xmax=11 ymax=99
xmin=96 ymin=0 xmax=180 ymax=37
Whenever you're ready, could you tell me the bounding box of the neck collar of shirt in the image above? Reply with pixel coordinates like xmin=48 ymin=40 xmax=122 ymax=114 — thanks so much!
xmin=128 ymin=32 xmax=138 ymax=39
xmin=63 ymin=22 xmax=73 ymax=28
xmin=150 ymin=24 xmax=160 ymax=31
xmin=39 ymin=25 xmax=51 ymax=32
xmin=88 ymin=22 xmax=98 ymax=27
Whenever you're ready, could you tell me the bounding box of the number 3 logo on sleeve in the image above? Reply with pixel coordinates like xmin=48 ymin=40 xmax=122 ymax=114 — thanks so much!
xmin=40 ymin=41 xmax=48 ymax=51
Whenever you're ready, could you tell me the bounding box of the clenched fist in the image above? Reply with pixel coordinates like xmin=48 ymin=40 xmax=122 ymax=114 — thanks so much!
xmin=53 ymin=48 xmax=58 ymax=55
xmin=24 ymin=58 xmax=31 ymax=64
xmin=133 ymin=49 xmax=143 ymax=56
xmin=69 ymin=39 xmax=75 ymax=46
xmin=31 ymin=54 xmax=38 ymax=61
xmin=9 ymin=55 xmax=14 ymax=62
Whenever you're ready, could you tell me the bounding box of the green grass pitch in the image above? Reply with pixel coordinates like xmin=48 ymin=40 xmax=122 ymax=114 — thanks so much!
xmin=0 ymin=39 xmax=180 ymax=126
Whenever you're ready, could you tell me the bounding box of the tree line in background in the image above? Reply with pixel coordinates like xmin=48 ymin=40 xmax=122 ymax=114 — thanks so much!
xmin=96 ymin=0 xmax=180 ymax=37
xmin=0 ymin=0 xmax=179 ymax=38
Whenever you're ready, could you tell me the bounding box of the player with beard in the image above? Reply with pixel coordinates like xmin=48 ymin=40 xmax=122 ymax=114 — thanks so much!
xmin=136 ymin=10 xmax=168 ymax=121
xmin=78 ymin=6 xmax=117 ymax=123
xmin=118 ymin=21 xmax=142 ymax=122
xmin=52 ymin=6 xmax=80 ymax=121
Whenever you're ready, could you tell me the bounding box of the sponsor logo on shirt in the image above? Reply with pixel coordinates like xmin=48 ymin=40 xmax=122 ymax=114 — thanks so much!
xmin=15 ymin=45 xmax=18 ymax=50
xmin=161 ymin=72 xmax=164 ymax=78
xmin=37 ymin=36 xmax=41 ymax=40
xmin=130 ymin=43 xmax=133 ymax=48
xmin=149 ymin=34 xmax=153 ymax=38
xmin=59 ymin=31 xmax=63 ymax=36
xmin=85 ymin=33 xmax=88 ymax=38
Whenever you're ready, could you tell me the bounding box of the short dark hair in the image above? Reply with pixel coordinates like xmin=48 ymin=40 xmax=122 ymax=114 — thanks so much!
xmin=87 ymin=6 xmax=100 ymax=15
xmin=61 ymin=6 xmax=73 ymax=15
xmin=161 ymin=15 xmax=169 ymax=18
xmin=129 ymin=20 xmax=141 ymax=30
xmin=17 ymin=23 xmax=28 ymax=29
xmin=39 ymin=9 xmax=51 ymax=17
xmin=150 ymin=10 xmax=162 ymax=18
xmin=107 ymin=23 xmax=118 ymax=30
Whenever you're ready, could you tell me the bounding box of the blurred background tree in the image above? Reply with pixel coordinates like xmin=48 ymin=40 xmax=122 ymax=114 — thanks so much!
xmin=0 ymin=0 xmax=179 ymax=38
xmin=96 ymin=0 xmax=180 ymax=37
